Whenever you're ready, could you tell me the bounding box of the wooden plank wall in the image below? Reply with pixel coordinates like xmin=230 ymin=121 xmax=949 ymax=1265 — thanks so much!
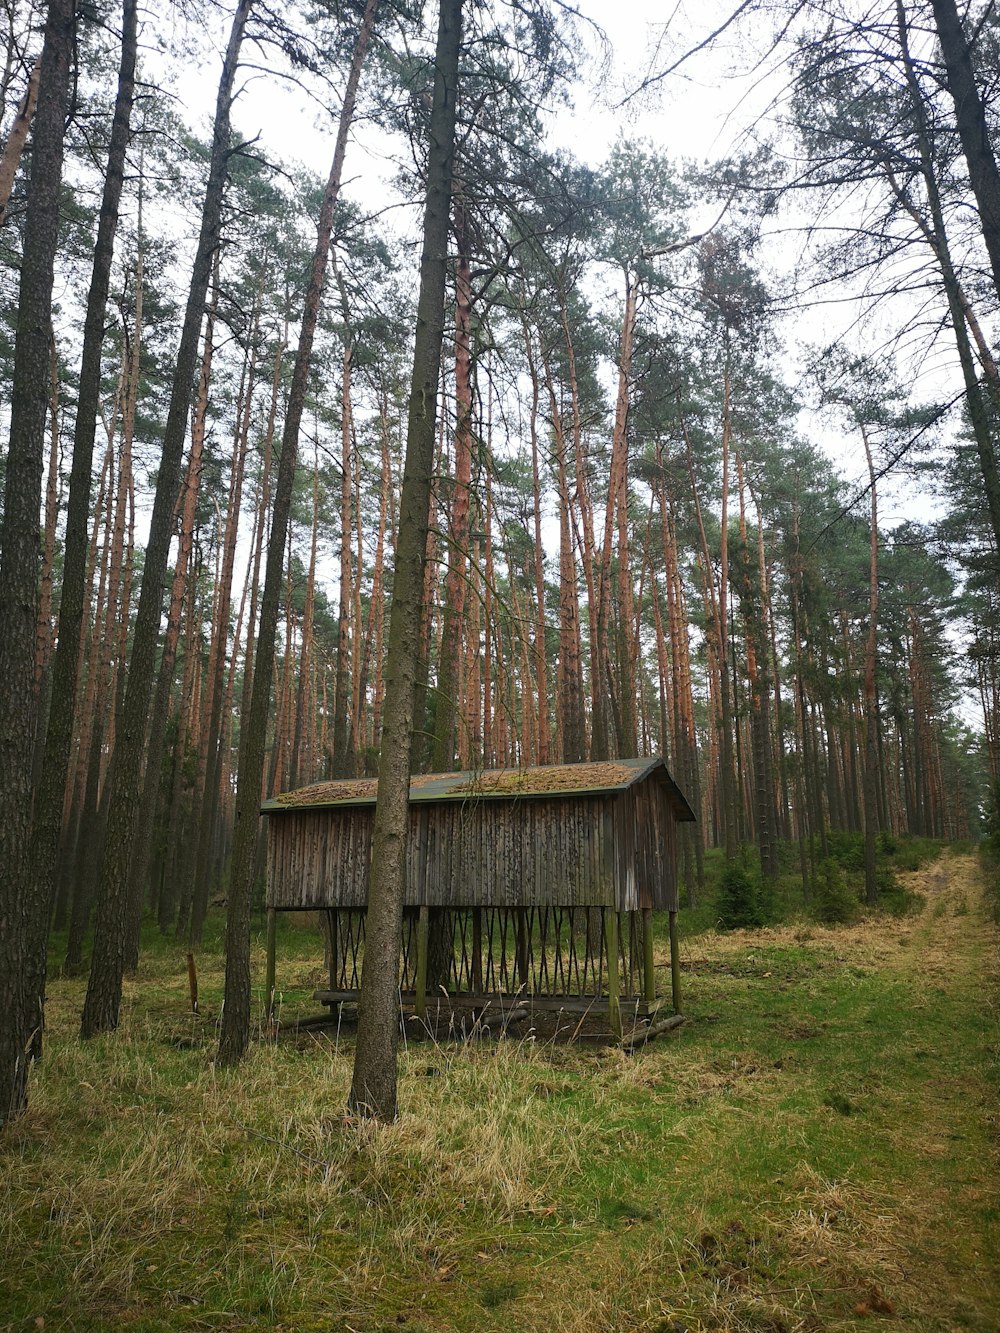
xmin=615 ymin=785 xmax=679 ymax=911
xmin=267 ymin=783 xmax=678 ymax=911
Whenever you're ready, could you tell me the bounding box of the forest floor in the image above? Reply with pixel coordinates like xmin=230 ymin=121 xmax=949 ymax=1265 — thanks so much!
xmin=1 ymin=850 xmax=997 ymax=1332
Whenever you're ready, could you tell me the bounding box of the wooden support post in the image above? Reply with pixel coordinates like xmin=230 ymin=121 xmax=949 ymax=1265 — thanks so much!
xmin=416 ymin=904 xmax=429 ymax=1021
xmin=472 ymin=907 xmax=483 ymax=995
xmin=669 ymin=908 xmax=682 ymax=1013
xmin=605 ymin=907 xmax=621 ymax=1038
xmin=327 ymin=909 xmax=339 ymax=991
xmin=515 ymin=908 xmax=529 ymax=988
xmin=264 ymin=908 xmax=277 ymax=1024
xmin=186 ymin=952 xmax=199 ymax=1015
xmin=642 ymin=907 xmax=656 ymax=1003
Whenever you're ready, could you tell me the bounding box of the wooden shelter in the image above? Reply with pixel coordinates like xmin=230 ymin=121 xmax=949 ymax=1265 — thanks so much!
xmin=261 ymin=757 xmax=695 ymax=1035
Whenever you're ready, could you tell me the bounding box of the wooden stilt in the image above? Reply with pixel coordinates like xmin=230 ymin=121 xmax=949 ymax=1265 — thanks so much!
xmin=472 ymin=907 xmax=483 ymax=995
xmin=186 ymin=952 xmax=199 ymax=1015
xmin=416 ymin=903 xmax=429 ymax=1020
xmin=669 ymin=908 xmax=682 ymax=1013
xmin=264 ymin=908 xmax=277 ymax=1024
xmin=327 ymin=909 xmax=339 ymax=990
xmin=642 ymin=907 xmax=655 ymax=1003
xmin=606 ymin=907 xmax=621 ymax=1038
xmin=515 ymin=908 xmax=529 ymax=988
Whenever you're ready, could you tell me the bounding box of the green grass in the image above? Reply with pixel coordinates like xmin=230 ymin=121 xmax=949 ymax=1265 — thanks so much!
xmin=1 ymin=851 xmax=997 ymax=1331
xmin=682 ymin=836 xmax=946 ymax=938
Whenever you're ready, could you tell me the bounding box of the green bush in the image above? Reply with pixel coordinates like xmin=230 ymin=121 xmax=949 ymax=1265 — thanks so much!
xmin=812 ymin=859 xmax=860 ymax=924
xmin=825 ymin=830 xmax=864 ymax=872
xmin=889 ymin=836 xmax=942 ymax=872
xmin=877 ymin=829 xmax=898 ymax=857
xmin=980 ymin=840 xmax=1000 ymax=924
xmin=716 ymin=852 xmax=765 ymax=931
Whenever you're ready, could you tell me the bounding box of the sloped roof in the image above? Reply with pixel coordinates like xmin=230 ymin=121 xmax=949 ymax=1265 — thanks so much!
xmin=262 ymin=756 xmax=696 ymax=820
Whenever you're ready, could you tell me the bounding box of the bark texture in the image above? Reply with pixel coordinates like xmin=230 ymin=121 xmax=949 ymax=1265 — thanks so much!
xmin=26 ymin=0 xmax=138 ymax=1047
xmin=0 ymin=0 xmax=75 ymax=1125
xmin=349 ymin=0 xmax=462 ymax=1122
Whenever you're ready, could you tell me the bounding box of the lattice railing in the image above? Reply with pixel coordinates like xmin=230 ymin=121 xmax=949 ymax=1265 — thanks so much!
xmin=324 ymin=905 xmax=642 ymax=1000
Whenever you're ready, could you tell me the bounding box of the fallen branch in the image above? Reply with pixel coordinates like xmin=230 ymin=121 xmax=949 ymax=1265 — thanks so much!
xmin=623 ymin=1013 xmax=685 ymax=1050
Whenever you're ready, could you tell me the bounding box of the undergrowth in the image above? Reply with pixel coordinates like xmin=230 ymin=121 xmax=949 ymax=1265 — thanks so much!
xmin=690 ymin=834 xmax=942 ymax=935
xmin=0 ymin=849 xmax=995 ymax=1331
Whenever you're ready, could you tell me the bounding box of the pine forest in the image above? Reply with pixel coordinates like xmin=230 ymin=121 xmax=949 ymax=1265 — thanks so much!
xmin=1 ymin=0 xmax=999 ymax=1323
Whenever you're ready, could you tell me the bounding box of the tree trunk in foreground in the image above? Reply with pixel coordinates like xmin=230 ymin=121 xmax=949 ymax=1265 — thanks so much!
xmin=0 ymin=0 xmax=75 ymax=1127
xmin=349 ymin=0 xmax=462 ymax=1122
xmin=217 ymin=0 xmax=379 ymax=1067
xmin=26 ymin=0 xmax=138 ymax=1060
xmin=929 ymin=0 xmax=1000 ymax=308
xmin=80 ymin=0 xmax=250 ymax=1040
xmin=861 ymin=424 xmax=880 ymax=906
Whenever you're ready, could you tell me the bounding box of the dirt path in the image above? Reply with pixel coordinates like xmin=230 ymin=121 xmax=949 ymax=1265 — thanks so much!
xmin=874 ymin=852 xmax=1000 ymax=1329
xmin=675 ymin=850 xmax=1000 ymax=1331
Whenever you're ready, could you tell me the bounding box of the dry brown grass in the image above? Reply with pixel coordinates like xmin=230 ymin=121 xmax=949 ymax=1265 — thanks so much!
xmin=1 ymin=851 xmax=997 ymax=1331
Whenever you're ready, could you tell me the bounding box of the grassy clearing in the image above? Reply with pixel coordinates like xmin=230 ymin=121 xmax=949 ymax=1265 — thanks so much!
xmin=2 ymin=851 xmax=997 ymax=1331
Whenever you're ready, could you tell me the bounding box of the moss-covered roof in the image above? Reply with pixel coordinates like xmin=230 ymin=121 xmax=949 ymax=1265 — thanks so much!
xmin=261 ymin=756 xmax=696 ymax=819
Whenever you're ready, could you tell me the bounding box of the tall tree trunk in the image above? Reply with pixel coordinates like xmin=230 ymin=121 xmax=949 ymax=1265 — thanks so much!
xmin=595 ymin=271 xmax=637 ymax=757
xmin=289 ymin=441 xmax=319 ymax=787
xmin=165 ymin=283 xmax=218 ymax=944
xmin=560 ymin=298 xmax=601 ymax=760
xmin=81 ymin=0 xmax=250 ymax=1039
xmin=218 ymin=0 xmax=379 ymax=1066
xmin=523 ymin=319 xmax=550 ymax=763
xmin=861 ymin=423 xmax=880 ymax=905
xmin=332 ymin=335 xmax=355 ymax=776
xmin=31 ymin=342 xmax=61 ymax=785
xmin=735 ymin=456 xmax=778 ymax=879
xmin=188 ymin=309 xmax=254 ymax=945
xmin=552 ymin=377 xmax=585 ymax=763
xmin=716 ymin=342 xmax=738 ymax=857
xmin=0 ymin=0 xmax=75 ymax=1125
xmin=893 ymin=0 xmax=1000 ymax=555
xmin=130 ymin=427 xmax=202 ymax=948
xmin=63 ymin=441 xmax=117 ymax=975
xmin=431 ymin=186 xmax=473 ymax=771
xmin=349 ymin=0 xmax=461 ymax=1121
xmin=369 ymin=390 xmax=392 ymax=747
xmin=928 ymin=0 xmax=1000 ymax=306
xmin=0 ymin=52 xmax=40 ymax=223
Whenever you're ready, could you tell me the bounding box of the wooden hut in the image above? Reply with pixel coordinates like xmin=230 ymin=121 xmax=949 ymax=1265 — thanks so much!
xmin=261 ymin=757 xmax=695 ymax=1035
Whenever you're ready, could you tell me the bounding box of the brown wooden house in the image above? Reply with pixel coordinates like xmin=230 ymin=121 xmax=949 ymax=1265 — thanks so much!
xmin=261 ymin=757 xmax=695 ymax=1034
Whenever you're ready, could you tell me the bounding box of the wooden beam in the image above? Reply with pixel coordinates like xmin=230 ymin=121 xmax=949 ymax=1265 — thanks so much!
xmin=312 ymin=989 xmax=650 ymax=1017
xmin=415 ymin=903 xmax=429 ymax=1020
xmin=264 ymin=908 xmax=277 ymax=1024
xmin=669 ymin=908 xmax=682 ymax=1013
xmin=642 ymin=907 xmax=656 ymax=1002
xmin=606 ymin=908 xmax=621 ymax=1038
xmin=327 ymin=909 xmax=339 ymax=991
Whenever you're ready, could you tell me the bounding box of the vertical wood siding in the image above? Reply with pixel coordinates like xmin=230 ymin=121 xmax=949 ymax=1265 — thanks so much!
xmin=266 ymin=779 xmax=680 ymax=911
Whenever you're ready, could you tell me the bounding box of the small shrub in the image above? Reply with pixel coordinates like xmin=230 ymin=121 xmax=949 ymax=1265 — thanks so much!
xmin=876 ymin=862 xmax=900 ymax=897
xmin=877 ymin=829 xmax=898 ymax=857
xmin=889 ymin=836 xmax=941 ymax=872
xmin=876 ymin=863 xmax=924 ymax=917
xmin=826 ymin=830 xmax=864 ymax=872
xmin=716 ymin=852 xmax=764 ymax=931
xmin=812 ymin=859 xmax=859 ymax=924
xmin=981 ymin=830 xmax=1000 ymax=924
